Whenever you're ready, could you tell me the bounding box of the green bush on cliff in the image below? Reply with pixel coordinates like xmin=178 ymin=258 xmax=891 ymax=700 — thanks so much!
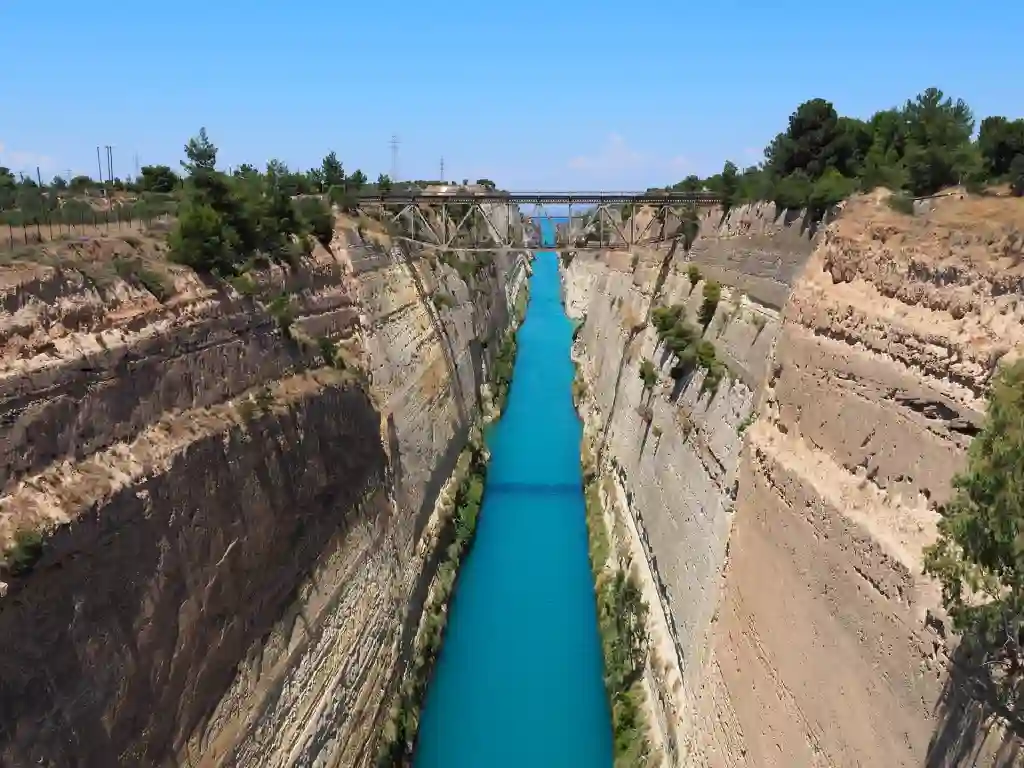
xmin=697 ymin=280 xmax=721 ymax=329
xmin=491 ymin=332 xmax=518 ymax=412
xmin=582 ymin=481 xmax=652 ymax=766
xmin=639 ymin=359 xmax=658 ymax=390
xmin=924 ymin=359 xmax=1024 ymax=701
xmin=652 ymin=304 xmax=684 ymax=335
xmin=687 ymin=264 xmax=702 ymax=289
xmin=294 ymin=196 xmax=335 ymax=246
xmin=377 ymin=445 xmax=491 ymax=767
xmin=3 ymin=528 xmax=45 ymax=576
xmin=651 ymin=302 xmax=727 ymax=397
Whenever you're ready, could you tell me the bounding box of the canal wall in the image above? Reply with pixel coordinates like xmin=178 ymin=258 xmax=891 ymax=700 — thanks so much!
xmin=0 ymin=208 xmax=530 ymax=767
xmin=563 ymin=194 xmax=1024 ymax=767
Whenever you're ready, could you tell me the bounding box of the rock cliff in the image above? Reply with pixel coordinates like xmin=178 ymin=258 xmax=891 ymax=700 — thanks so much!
xmin=0 ymin=213 xmax=529 ymax=767
xmin=563 ymin=193 xmax=1024 ymax=767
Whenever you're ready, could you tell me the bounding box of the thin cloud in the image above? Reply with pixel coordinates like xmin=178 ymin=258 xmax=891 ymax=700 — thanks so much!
xmin=0 ymin=141 xmax=55 ymax=171
xmin=566 ymin=134 xmax=695 ymax=184
xmin=567 ymin=133 xmax=646 ymax=173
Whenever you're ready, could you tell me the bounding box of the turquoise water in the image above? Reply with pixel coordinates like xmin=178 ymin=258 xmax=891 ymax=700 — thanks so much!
xmin=415 ymin=222 xmax=612 ymax=767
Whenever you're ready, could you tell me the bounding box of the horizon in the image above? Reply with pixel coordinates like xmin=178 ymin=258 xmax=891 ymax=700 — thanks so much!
xmin=3 ymin=1 xmax=1022 ymax=191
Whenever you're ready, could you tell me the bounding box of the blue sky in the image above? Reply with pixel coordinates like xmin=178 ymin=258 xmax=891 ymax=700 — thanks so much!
xmin=2 ymin=1 xmax=1021 ymax=191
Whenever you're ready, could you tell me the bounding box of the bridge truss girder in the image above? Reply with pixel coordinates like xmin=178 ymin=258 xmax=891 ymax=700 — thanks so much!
xmin=359 ymin=199 xmax=706 ymax=252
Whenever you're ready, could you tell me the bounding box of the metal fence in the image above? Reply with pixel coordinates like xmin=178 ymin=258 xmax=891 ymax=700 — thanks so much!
xmin=2 ymin=208 xmax=175 ymax=252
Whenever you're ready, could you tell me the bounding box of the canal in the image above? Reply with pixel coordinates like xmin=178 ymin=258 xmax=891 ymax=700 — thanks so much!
xmin=415 ymin=223 xmax=612 ymax=767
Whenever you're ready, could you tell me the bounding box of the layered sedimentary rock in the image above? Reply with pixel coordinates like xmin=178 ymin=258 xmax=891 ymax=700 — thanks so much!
xmin=563 ymin=202 xmax=808 ymax=763
xmin=565 ymin=193 xmax=1024 ymax=767
xmin=704 ymin=193 xmax=1024 ymax=767
xmin=0 ymin=216 xmax=529 ymax=767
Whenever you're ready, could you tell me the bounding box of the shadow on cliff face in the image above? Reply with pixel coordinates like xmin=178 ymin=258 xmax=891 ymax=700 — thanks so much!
xmin=0 ymin=382 xmax=390 ymax=767
xmin=926 ymin=640 xmax=1024 ymax=767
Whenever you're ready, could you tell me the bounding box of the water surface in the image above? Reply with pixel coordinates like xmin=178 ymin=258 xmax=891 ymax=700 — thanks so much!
xmin=415 ymin=223 xmax=612 ymax=767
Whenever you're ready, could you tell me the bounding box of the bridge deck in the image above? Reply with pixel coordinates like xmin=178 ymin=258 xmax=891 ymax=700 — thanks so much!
xmin=355 ymin=192 xmax=721 ymax=205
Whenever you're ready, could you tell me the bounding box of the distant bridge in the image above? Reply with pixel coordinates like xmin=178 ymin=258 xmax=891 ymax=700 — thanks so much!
xmin=352 ymin=191 xmax=721 ymax=251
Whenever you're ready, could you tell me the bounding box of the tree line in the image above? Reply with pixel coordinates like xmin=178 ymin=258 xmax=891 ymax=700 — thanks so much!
xmin=662 ymin=87 xmax=1024 ymax=216
xmin=167 ymin=128 xmax=358 ymax=273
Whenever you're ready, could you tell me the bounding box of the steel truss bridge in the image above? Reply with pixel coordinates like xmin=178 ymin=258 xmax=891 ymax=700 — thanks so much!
xmin=352 ymin=192 xmax=721 ymax=251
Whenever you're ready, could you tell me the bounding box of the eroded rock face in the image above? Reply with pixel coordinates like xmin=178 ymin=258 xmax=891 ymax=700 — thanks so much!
xmin=562 ymin=205 xmax=800 ymax=762
xmin=704 ymin=194 xmax=1024 ymax=768
xmin=564 ymin=195 xmax=1024 ymax=767
xmin=0 ymin=224 xmax=529 ymax=767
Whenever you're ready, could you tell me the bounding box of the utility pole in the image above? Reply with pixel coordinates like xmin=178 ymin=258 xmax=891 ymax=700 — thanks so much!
xmin=36 ymin=167 xmax=42 ymax=187
xmin=390 ymin=134 xmax=400 ymax=181
xmin=96 ymin=146 xmax=105 ymax=196
xmin=105 ymin=145 xmax=113 ymax=184
xmin=134 ymin=152 xmax=140 ymax=179
xmin=439 ymin=156 xmax=444 ymax=182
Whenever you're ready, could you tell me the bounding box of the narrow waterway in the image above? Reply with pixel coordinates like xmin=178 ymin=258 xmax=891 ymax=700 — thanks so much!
xmin=415 ymin=223 xmax=612 ymax=767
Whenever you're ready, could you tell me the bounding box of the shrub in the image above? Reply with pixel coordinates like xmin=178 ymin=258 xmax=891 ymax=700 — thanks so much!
xmin=318 ymin=336 xmax=339 ymax=367
xmin=665 ymin=321 xmax=699 ymax=355
xmin=670 ymin=345 xmax=698 ymax=379
xmin=168 ymin=201 xmax=238 ymax=274
xmin=687 ymin=264 xmax=702 ymax=288
xmin=886 ymin=192 xmax=916 ymax=215
xmin=1010 ymin=154 xmax=1024 ymax=197
xmin=698 ymin=280 xmax=721 ymax=328
xmin=296 ymin=196 xmax=335 ymax=246
xmin=4 ymin=528 xmax=44 ymax=576
xmin=267 ymin=294 xmax=294 ymax=336
xmin=230 ymin=272 xmax=259 ymax=297
xmin=432 ymin=292 xmax=455 ymax=311
xmin=652 ymin=304 xmax=684 ymax=335
xmin=113 ymin=257 xmax=173 ymax=302
xmin=639 ymin=359 xmax=658 ymax=389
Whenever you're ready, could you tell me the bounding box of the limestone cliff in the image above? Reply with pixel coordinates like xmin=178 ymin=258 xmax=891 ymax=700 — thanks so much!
xmin=564 ymin=193 xmax=1024 ymax=767
xmin=705 ymin=192 xmax=1024 ymax=768
xmin=0 ymin=213 xmax=529 ymax=767
xmin=563 ymin=202 xmax=806 ymax=764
